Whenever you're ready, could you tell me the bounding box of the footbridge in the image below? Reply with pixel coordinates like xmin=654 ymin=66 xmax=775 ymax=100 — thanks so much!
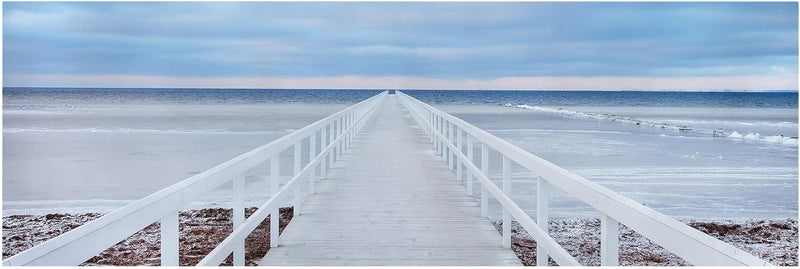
xmin=3 ymin=91 xmax=770 ymax=266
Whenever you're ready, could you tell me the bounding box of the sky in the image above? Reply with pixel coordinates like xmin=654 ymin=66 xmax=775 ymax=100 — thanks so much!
xmin=2 ymin=2 xmax=798 ymax=90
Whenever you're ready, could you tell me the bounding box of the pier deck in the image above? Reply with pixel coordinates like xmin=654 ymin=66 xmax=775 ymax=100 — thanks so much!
xmin=259 ymin=95 xmax=521 ymax=266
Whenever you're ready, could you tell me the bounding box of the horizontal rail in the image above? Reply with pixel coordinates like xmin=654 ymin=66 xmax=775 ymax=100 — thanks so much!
xmin=3 ymin=91 xmax=388 ymax=266
xmin=397 ymin=91 xmax=769 ymax=266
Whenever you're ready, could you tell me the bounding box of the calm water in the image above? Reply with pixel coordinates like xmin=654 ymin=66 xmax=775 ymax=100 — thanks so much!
xmin=3 ymin=88 xmax=797 ymax=220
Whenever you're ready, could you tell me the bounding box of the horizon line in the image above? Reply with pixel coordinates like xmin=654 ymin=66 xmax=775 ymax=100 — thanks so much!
xmin=4 ymin=74 xmax=798 ymax=92
xmin=4 ymin=86 xmax=798 ymax=93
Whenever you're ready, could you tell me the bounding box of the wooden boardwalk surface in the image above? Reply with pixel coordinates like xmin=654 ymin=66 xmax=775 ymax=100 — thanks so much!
xmin=259 ymin=95 xmax=521 ymax=266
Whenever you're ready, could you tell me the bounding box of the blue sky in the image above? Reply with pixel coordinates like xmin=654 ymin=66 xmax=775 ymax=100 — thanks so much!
xmin=3 ymin=2 xmax=798 ymax=90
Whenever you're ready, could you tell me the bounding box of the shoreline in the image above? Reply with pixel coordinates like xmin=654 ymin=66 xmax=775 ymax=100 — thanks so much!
xmin=3 ymin=207 xmax=294 ymax=266
xmin=491 ymin=218 xmax=797 ymax=266
xmin=3 ymin=208 xmax=796 ymax=266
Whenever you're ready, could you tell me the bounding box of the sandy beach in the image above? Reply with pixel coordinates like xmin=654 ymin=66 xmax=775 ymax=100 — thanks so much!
xmin=3 ymin=207 xmax=795 ymax=266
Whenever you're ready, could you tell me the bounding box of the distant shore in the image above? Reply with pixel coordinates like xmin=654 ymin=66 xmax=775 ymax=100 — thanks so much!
xmin=3 ymin=208 xmax=796 ymax=266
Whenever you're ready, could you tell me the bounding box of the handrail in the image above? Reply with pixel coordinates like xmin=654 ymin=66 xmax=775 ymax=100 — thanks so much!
xmin=396 ymin=91 xmax=770 ymax=266
xmin=3 ymin=91 xmax=388 ymax=266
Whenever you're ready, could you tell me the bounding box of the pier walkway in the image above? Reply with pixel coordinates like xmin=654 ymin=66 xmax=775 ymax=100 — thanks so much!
xmin=259 ymin=95 xmax=520 ymax=265
xmin=4 ymin=91 xmax=769 ymax=266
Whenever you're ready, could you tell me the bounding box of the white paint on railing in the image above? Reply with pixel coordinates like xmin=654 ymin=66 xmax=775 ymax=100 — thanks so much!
xmin=456 ymin=127 xmax=463 ymax=182
xmin=537 ymin=177 xmax=550 ymax=266
xmin=232 ymin=175 xmax=245 ymax=266
xmin=309 ymin=132 xmax=317 ymax=194
xmin=396 ymin=91 xmax=770 ymax=267
xmin=269 ymin=153 xmax=280 ymax=248
xmin=293 ymin=142 xmax=302 ymax=217
xmin=480 ymin=142 xmax=489 ymax=218
xmin=501 ymin=156 xmax=511 ymax=249
xmin=161 ymin=210 xmax=179 ymax=266
xmin=466 ymin=135 xmax=474 ymax=196
xmin=601 ymin=213 xmax=620 ymax=266
xmin=2 ymin=91 xmax=387 ymax=266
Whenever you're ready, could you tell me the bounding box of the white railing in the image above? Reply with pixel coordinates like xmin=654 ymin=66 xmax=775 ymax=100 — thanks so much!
xmin=3 ymin=91 xmax=388 ymax=266
xmin=397 ymin=91 xmax=770 ymax=266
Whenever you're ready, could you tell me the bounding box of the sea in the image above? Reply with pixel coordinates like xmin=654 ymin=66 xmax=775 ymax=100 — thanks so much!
xmin=3 ymin=88 xmax=797 ymax=220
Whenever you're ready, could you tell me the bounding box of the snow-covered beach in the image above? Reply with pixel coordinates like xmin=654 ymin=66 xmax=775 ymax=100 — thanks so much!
xmin=3 ymin=209 xmax=796 ymax=266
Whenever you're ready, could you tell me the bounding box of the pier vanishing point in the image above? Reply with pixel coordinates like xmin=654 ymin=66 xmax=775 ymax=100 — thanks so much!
xmin=3 ymin=91 xmax=770 ymax=266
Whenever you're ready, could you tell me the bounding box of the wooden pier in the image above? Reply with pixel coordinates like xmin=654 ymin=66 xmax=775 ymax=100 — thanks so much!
xmin=260 ymin=96 xmax=520 ymax=265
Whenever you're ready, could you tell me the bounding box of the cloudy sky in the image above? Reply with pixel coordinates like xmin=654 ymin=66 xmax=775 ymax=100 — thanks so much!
xmin=3 ymin=2 xmax=798 ymax=90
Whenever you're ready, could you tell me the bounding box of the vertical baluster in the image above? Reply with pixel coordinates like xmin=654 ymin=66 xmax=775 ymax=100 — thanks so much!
xmin=309 ymin=132 xmax=317 ymax=194
xmin=160 ymin=210 xmax=179 ymax=266
xmin=466 ymin=135 xmax=473 ymax=195
xmin=447 ymin=122 xmax=453 ymax=168
xmin=434 ymin=116 xmax=440 ymax=154
xmin=293 ymin=142 xmax=301 ymax=217
xmin=328 ymin=123 xmax=334 ymax=168
xmin=270 ymin=154 xmax=280 ymax=247
xmin=441 ymin=120 xmax=446 ymax=161
xmin=344 ymin=113 xmax=348 ymax=149
xmin=601 ymin=214 xmax=620 ymax=266
xmin=502 ymin=156 xmax=511 ymax=249
xmin=350 ymin=111 xmax=354 ymax=144
xmin=338 ymin=116 xmax=344 ymax=159
xmin=232 ymin=175 xmax=245 ymax=266
xmin=456 ymin=127 xmax=462 ymax=181
xmin=480 ymin=142 xmax=489 ymax=217
xmin=429 ymin=112 xmax=434 ymax=142
xmin=321 ymin=127 xmax=327 ymax=179
xmin=439 ymin=118 xmax=447 ymax=162
xmin=436 ymin=116 xmax=441 ymax=155
xmin=537 ymin=177 xmax=549 ymax=266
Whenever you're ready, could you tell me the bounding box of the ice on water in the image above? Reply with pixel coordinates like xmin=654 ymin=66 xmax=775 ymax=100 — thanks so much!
xmin=3 ymin=89 xmax=797 ymax=221
xmin=442 ymin=103 xmax=797 ymax=220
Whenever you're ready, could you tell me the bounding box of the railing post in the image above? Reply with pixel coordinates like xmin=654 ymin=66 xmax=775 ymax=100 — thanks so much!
xmin=480 ymin=142 xmax=489 ymax=218
xmin=232 ymin=175 xmax=245 ymax=266
xmin=438 ymin=116 xmax=443 ymax=156
xmin=447 ymin=121 xmax=453 ymax=169
xmin=435 ymin=116 xmax=440 ymax=155
xmin=442 ymin=121 xmax=450 ymax=161
xmin=309 ymin=132 xmax=317 ymax=194
xmin=502 ymin=156 xmax=511 ymax=249
xmin=338 ymin=116 xmax=344 ymax=159
xmin=466 ymin=135 xmax=473 ymax=195
xmin=328 ymin=123 xmax=334 ymax=168
xmin=321 ymin=127 xmax=327 ymax=180
xmin=160 ymin=210 xmax=179 ymax=266
xmin=456 ymin=127 xmax=462 ymax=181
xmin=537 ymin=176 xmax=549 ymax=266
xmin=344 ymin=113 xmax=348 ymax=149
xmin=293 ymin=142 xmax=301 ymax=217
xmin=349 ymin=111 xmax=354 ymax=144
xmin=429 ymin=112 xmax=434 ymax=142
xmin=270 ymin=154 xmax=280 ymax=248
xmin=601 ymin=214 xmax=620 ymax=266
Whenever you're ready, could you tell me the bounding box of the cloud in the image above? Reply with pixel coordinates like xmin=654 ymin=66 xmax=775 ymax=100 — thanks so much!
xmin=2 ymin=2 xmax=797 ymax=88
xmin=4 ymin=74 xmax=796 ymax=91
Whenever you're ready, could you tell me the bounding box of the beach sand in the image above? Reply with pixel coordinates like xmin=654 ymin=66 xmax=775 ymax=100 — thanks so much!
xmin=3 ymin=208 xmax=796 ymax=266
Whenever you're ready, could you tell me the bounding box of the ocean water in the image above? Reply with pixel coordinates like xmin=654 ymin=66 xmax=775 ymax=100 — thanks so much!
xmin=3 ymin=88 xmax=797 ymax=220
xmin=403 ymin=90 xmax=798 ymax=220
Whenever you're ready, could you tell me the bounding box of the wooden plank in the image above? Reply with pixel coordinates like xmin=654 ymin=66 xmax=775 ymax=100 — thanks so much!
xmin=260 ymin=96 xmax=520 ymax=266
